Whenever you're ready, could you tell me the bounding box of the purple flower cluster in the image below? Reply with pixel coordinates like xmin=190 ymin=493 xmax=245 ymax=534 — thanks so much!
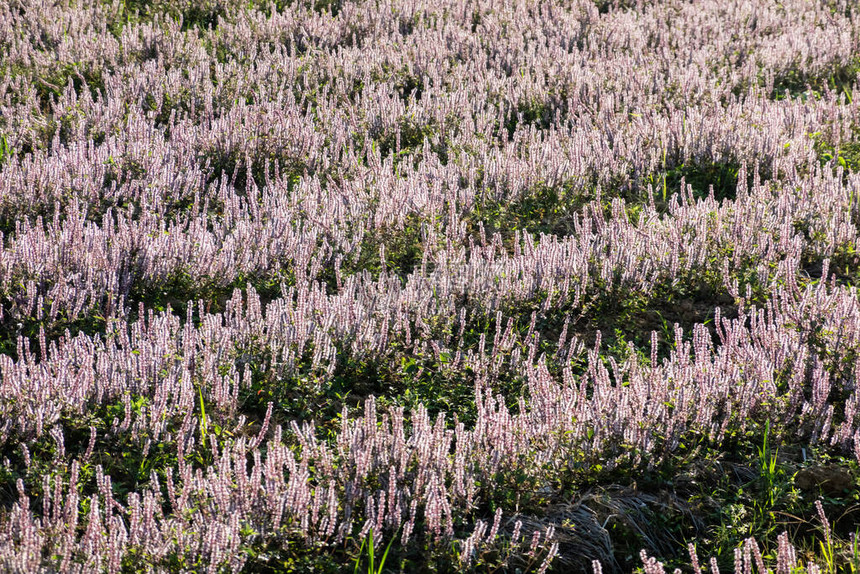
xmin=0 ymin=0 xmax=859 ymax=571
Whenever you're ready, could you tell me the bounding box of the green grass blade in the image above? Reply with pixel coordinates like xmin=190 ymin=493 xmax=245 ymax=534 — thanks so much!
xmin=377 ymin=531 xmax=396 ymax=574
xmin=354 ymin=534 xmax=367 ymax=574
xmin=368 ymin=528 xmax=375 ymax=574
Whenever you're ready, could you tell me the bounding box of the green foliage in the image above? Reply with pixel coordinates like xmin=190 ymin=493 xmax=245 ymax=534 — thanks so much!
xmin=354 ymin=529 xmax=396 ymax=574
xmin=771 ymin=59 xmax=860 ymax=101
xmin=468 ymin=182 xmax=587 ymax=250
xmin=849 ymin=531 xmax=860 ymax=574
xmin=593 ymin=0 xmax=640 ymax=14
xmin=812 ymin=132 xmax=860 ymax=177
xmin=30 ymin=63 xmax=104 ymax=111
xmin=375 ymin=118 xmax=443 ymax=165
xmin=241 ymin=540 xmax=347 ymax=573
xmin=199 ymin=141 xmax=308 ymax=193
xmin=129 ymin=267 xmax=292 ymax=319
xmin=643 ymin=159 xmax=744 ymax=204
xmin=0 ymin=134 xmax=11 ymax=166
xmin=502 ymin=97 xmax=556 ymax=138
xmin=0 ymin=303 xmax=109 ymax=361
xmin=105 ymin=0 xmax=227 ymax=34
xmin=758 ymin=421 xmax=782 ymax=511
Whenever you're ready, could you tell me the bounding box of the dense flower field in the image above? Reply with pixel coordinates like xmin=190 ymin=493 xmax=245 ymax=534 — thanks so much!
xmin=2 ymin=0 xmax=860 ymax=571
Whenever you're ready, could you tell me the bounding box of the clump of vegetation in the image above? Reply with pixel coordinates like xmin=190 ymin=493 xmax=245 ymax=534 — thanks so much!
xmin=3 ymin=0 xmax=860 ymax=572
